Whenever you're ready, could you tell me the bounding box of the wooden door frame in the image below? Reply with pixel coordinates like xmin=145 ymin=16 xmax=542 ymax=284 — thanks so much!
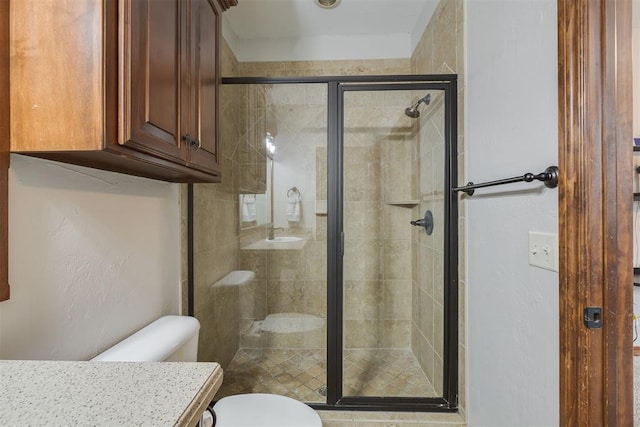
xmin=0 ymin=0 xmax=9 ymax=302
xmin=558 ymin=0 xmax=633 ymax=424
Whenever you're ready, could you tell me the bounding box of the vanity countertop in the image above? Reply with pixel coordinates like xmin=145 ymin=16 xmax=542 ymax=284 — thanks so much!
xmin=0 ymin=360 xmax=223 ymax=426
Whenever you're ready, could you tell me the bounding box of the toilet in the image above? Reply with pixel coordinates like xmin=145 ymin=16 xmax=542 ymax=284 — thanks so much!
xmin=92 ymin=315 xmax=322 ymax=427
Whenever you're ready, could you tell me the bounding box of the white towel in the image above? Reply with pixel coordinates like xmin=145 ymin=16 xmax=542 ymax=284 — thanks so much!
xmin=286 ymin=195 xmax=301 ymax=222
xmin=242 ymin=195 xmax=257 ymax=222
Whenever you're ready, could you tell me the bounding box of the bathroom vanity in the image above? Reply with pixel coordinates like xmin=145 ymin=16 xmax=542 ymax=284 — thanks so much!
xmin=0 ymin=360 xmax=222 ymax=426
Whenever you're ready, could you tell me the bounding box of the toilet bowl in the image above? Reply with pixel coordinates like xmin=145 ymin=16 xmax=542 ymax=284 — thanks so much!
xmin=214 ymin=393 xmax=321 ymax=427
xmin=91 ymin=314 xmax=321 ymax=427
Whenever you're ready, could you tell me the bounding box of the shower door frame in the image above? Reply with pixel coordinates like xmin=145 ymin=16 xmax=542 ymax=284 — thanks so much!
xmin=329 ymin=78 xmax=458 ymax=412
xmin=201 ymin=74 xmax=459 ymax=413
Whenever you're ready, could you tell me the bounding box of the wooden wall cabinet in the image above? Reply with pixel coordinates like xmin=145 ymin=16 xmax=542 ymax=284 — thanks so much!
xmin=10 ymin=0 xmax=236 ymax=183
xmin=1 ymin=0 xmax=9 ymax=302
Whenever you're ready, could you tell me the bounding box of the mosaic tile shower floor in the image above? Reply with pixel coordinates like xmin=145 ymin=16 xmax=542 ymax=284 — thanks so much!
xmin=215 ymin=348 xmax=436 ymax=403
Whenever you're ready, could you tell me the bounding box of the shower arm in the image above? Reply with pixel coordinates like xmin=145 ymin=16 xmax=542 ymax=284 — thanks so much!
xmin=453 ymin=166 xmax=559 ymax=196
xmin=408 ymin=94 xmax=431 ymax=110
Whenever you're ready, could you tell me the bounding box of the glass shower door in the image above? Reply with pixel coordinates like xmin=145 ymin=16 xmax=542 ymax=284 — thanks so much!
xmin=340 ymin=86 xmax=450 ymax=400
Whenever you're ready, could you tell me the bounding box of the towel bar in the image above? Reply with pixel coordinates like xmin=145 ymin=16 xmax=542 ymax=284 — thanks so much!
xmin=453 ymin=166 xmax=559 ymax=196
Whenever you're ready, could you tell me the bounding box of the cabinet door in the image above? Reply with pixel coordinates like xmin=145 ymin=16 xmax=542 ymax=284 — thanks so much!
xmin=0 ymin=0 xmax=8 ymax=301
xmin=122 ymin=0 xmax=188 ymax=165
xmin=187 ymin=0 xmax=222 ymax=175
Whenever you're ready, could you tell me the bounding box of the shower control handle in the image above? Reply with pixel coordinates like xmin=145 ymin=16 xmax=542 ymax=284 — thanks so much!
xmin=411 ymin=210 xmax=434 ymax=236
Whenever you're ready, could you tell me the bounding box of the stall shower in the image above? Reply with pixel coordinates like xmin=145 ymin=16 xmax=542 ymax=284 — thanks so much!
xmin=191 ymin=75 xmax=458 ymax=412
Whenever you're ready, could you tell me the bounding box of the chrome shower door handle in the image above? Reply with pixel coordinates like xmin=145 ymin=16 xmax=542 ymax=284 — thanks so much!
xmin=410 ymin=210 xmax=434 ymax=235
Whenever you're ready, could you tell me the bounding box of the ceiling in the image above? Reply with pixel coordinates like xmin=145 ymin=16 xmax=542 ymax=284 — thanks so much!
xmin=222 ymin=0 xmax=439 ymax=62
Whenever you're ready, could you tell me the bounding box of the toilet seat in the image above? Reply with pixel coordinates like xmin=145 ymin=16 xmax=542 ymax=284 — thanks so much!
xmin=212 ymin=393 xmax=322 ymax=427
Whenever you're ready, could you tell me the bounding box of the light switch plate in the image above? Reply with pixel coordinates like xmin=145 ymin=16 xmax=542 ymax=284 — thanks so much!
xmin=528 ymin=231 xmax=559 ymax=272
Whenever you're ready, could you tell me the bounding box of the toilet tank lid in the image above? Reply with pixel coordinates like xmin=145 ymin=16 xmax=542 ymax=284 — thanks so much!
xmin=91 ymin=315 xmax=200 ymax=362
xmin=212 ymin=270 xmax=255 ymax=288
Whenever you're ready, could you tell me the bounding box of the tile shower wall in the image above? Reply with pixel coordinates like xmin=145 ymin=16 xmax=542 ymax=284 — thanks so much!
xmin=239 ymin=83 xmax=328 ymax=350
xmin=233 ymin=62 xmax=423 ymax=356
xmin=238 ymin=84 xmax=268 ymax=195
xmin=186 ymin=3 xmax=466 ymax=422
xmin=239 ymin=244 xmax=327 ymax=349
xmin=237 ymin=59 xmax=411 ymax=78
xmin=411 ymin=0 xmax=466 ymax=413
xmin=342 ymin=90 xmax=416 ymax=350
xmin=412 ymin=91 xmax=446 ymax=395
xmin=267 ymin=84 xmax=327 ymax=232
xmin=236 ymin=86 xmax=417 ymax=353
xmin=182 ymin=40 xmax=243 ymax=367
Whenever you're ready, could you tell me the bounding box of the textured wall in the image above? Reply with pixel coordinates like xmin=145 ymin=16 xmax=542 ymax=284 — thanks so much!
xmin=634 ymin=0 xmax=639 ymax=137
xmin=466 ymin=1 xmax=559 ymax=425
xmin=1 ymin=155 xmax=180 ymax=360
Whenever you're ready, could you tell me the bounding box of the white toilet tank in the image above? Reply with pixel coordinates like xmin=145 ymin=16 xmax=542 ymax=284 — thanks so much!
xmin=91 ymin=315 xmax=200 ymax=362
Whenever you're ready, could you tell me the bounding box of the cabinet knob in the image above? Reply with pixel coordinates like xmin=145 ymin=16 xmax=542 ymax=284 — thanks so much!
xmin=182 ymin=134 xmax=201 ymax=150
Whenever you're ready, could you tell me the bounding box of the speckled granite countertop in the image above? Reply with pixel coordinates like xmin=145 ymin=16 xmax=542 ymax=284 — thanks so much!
xmin=0 ymin=360 xmax=223 ymax=427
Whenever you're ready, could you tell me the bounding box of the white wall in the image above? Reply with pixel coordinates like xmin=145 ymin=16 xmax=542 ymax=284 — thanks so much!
xmin=466 ymin=1 xmax=559 ymax=426
xmin=0 ymin=155 xmax=181 ymax=361
xmin=222 ymin=1 xmax=438 ymax=63
xmin=633 ymin=0 xmax=639 ymax=138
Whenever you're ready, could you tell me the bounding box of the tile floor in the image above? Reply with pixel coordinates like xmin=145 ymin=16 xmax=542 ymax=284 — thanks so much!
xmin=215 ymin=348 xmax=436 ymax=403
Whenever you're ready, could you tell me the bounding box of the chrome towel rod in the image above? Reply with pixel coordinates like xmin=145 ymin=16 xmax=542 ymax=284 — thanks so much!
xmin=453 ymin=165 xmax=559 ymax=196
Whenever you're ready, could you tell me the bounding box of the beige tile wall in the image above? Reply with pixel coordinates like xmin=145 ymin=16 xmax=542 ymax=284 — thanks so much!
xmin=412 ymin=91 xmax=446 ymax=395
xmin=219 ymin=41 xmax=420 ymax=360
xmin=410 ymin=0 xmax=466 ymax=415
xmin=182 ymin=40 xmax=244 ymax=368
xmin=237 ymin=59 xmax=411 ymax=78
xmin=238 ymin=84 xmax=268 ymax=194
xmin=233 ymin=86 xmax=423 ymax=360
xmin=239 ymin=244 xmax=327 ymax=349
xmin=238 ymin=82 xmax=328 ymax=350
xmin=231 ymin=68 xmax=420 ymax=354
xmin=342 ymin=90 xmax=416 ymax=350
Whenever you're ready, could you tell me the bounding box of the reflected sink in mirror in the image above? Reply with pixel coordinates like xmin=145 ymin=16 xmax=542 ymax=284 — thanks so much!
xmin=266 ymin=236 xmax=303 ymax=243
xmin=241 ymin=236 xmax=306 ymax=250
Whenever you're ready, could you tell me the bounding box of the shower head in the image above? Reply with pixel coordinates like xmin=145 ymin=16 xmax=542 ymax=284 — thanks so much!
xmin=404 ymin=106 xmax=421 ymax=118
xmin=404 ymin=94 xmax=431 ymax=118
